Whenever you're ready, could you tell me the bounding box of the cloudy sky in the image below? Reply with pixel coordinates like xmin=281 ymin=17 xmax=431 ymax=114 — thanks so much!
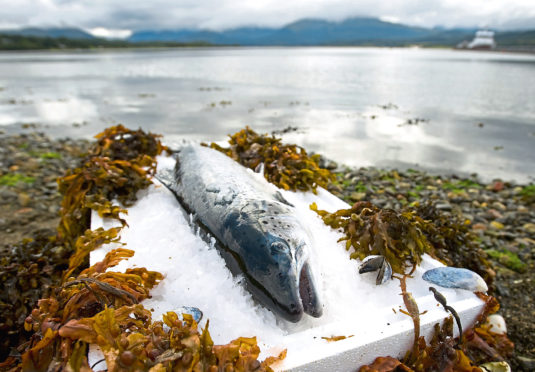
xmin=1 ymin=0 xmax=534 ymax=37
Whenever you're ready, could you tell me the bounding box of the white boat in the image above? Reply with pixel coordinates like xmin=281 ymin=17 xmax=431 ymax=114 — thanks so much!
xmin=465 ymin=29 xmax=496 ymax=50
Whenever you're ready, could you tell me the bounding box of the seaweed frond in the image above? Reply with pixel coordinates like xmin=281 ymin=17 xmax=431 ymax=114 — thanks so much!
xmin=57 ymin=125 xmax=167 ymax=272
xmin=407 ymin=203 xmax=494 ymax=286
xmin=207 ymin=126 xmax=334 ymax=193
xmin=3 ymin=125 xmax=286 ymax=372
xmin=311 ymin=201 xmax=433 ymax=274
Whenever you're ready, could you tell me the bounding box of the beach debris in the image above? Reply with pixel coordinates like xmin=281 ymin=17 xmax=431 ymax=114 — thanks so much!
xmin=311 ymin=201 xmax=433 ymax=275
xmin=321 ymin=335 xmax=354 ymax=342
xmin=358 ymin=255 xmax=393 ymax=285
xmin=160 ymin=145 xmax=322 ymax=322
xmin=423 ymin=267 xmax=488 ymax=292
xmin=398 ymin=117 xmax=429 ymax=127
xmin=484 ymin=314 xmax=507 ymax=335
xmin=176 ymin=306 xmax=203 ymax=323
xmin=206 ymin=126 xmax=334 ymax=193
xmin=397 ymin=274 xmax=423 ymax=366
xmin=462 ymin=293 xmax=514 ymax=365
xmin=429 ymin=287 xmax=463 ymax=346
xmin=480 ymin=361 xmax=511 ymax=372
xmin=406 ymin=203 xmax=495 ymax=287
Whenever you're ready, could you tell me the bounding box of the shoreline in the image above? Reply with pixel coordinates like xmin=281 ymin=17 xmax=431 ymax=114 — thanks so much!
xmin=0 ymin=131 xmax=533 ymax=370
xmin=1 ymin=45 xmax=534 ymax=55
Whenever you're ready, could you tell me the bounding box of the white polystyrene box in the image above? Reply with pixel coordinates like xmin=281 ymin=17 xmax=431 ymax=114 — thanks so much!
xmin=89 ymin=154 xmax=484 ymax=371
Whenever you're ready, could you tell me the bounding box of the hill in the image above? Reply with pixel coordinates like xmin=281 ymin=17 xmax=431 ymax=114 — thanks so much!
xmin=131 ymin=17 xmax=436 ymax=45
xmin=1 ymin=27 xmax=95 ymax=40
xmin=1 ymin=20 xmax=534 ymax=50
xmin=0 ymin=34 xmax=211 ymax=51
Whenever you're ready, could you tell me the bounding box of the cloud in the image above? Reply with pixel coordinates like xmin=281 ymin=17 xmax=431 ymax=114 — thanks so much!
xmin=87 ymin=27 xmax=132 ymax=39
xmin=0 ymin=0 xmax=533 ymax=32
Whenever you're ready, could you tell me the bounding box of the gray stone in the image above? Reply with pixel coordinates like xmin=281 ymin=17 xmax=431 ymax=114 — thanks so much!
xmin=517 ymin=356 xmax=535 ymax=371
xmin=435 ymin=203 xmax=452 ymax=211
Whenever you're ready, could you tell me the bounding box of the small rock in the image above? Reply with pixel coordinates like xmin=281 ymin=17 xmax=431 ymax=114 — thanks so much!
xmin=435 ymin=203 xmax=452 ymax=211
xmin=512 ymin=186 xmax=523 ymax=195
xmin=370 ymin=198 xmax=385 ymax=207
xmin=18 ymin=192 xmax=31 ymax=207
xmin=423 ymin=267 xmax=488 ymax=292
xmin=0 ymin=188 xmax=18 ymax=200
xmin=487 ymin=209 xmax=503 ymax=219
xmin=485 ymin=314 xmax=507 ymax=335
xmin=491 ymin=181 xmax=505 ymax=192
xmin=472 ymin=223 xmax=487 ymax=231
xmin=495 ymin=282 xmax=510 ymax=297
xmin=48 ymin=204 xmax=59 ymax=214
xmin=463 ymin=214 xmax=474 ymax=222
xmin=491 ymin=201 xmax=507 ymax=211
xmin=517 ymin=206 xmax=529 ymax=214
xmin=349 ymin=192 xmax=367 ymax=202
xmin=479 ymin=361 xmax=511 ymax=372
xmin=523 ymin=223 xmax=535 ymax=234
xmin=490 ymin=221 xmax=504 ymax=230
xmin=517 ymin=356 xmax=535 ymax=370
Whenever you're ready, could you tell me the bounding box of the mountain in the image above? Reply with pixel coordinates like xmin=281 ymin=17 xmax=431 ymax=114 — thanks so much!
xmin=130 ymin=17 xmax=435 ymax=45
xmin=131 ymin=26 xmax=276 ymax=44
xmin=2 ymin=20 xmax=533 ymax=49
xmin=495 ymin=30 xmax=535 ymax=46
xmin=263 ymin=18 xmax=431 ymax=45
xmin=1 ymin=27 xmax=95 ymax=40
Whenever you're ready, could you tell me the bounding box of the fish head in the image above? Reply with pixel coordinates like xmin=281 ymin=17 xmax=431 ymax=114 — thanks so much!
xmin=225 ymin=202 xmax=323 ymax=322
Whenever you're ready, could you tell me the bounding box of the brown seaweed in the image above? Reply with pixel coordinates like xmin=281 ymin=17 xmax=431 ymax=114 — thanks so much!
xmin=206 ymin=126 xmax=334 ymax=193
xmin=310 ymin=201 xmax=434 ymax=275
xmin=406 ymin=203 xmax=494 ymax=287
xmin=2 ymin=125 xmax=286 ymax=372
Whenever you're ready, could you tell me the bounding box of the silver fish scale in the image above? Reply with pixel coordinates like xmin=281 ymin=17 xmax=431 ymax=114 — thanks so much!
xmin=172 ymin=145 xmax=306 ymax=249
xmin=166 ymin=144 xmax=322 ymax=322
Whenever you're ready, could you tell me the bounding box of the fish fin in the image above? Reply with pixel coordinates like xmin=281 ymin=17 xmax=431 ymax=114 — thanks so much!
xmin=155 ymin=167 xmax=175 ymax=190
xmin=274 ymin=191 xmax=294 ymax=207
xmin=254 ymin=162 xmax=265 ymax=174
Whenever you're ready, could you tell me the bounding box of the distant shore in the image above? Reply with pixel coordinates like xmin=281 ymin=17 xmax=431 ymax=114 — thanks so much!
xmin=2 ymin=32 xmax=534 ymax=53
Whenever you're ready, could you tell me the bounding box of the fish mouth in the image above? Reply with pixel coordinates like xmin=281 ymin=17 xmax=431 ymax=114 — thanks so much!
xmin=299 ymin=261 xmax=323 ymax=318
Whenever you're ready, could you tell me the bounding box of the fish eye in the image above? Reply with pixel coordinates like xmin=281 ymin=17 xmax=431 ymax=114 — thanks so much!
xmin=270 ymin=241 xmax=289 ymax=255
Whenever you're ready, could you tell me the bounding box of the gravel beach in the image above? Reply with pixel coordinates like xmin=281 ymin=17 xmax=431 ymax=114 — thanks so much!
xmin=0 ymin=132 xmax=533 ymax=370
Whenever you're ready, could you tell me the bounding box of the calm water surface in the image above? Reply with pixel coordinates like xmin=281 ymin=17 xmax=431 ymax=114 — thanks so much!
xmin=0 ymin=47 xmax=534 ymax=182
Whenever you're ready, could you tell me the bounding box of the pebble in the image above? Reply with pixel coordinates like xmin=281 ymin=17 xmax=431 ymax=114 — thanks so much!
xmin=490 ymin=221 xmax=504 ymax=230
xmin=479 ymin=361 xmax=511 ymax=372
xmin=523 ymin=223 xmax=535 ymax=234
xmin=349 ymin=192 xmax=366 ymax=201
xmin=18 ymin=192 xmax=31 ymax=207
xmin=517 ymin=356 xmax=535 ymax=370
xmin=422 ymin=267 xmax=488 ymax=292
xmin=492 ymin=201 xmax=507 ymax=211
xmin=472 ymin=223 xmax=487 ymax=231
xmin=435 ymin=203 xmax=452 ymax=211
xmin=487 ymin=209 xmax=503 ymax=219
xmin=485 ymin=314 xmax=507 ymax=335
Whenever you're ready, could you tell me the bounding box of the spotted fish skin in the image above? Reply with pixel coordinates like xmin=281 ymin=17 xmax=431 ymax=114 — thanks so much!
xmin=164 ymin=145 xmax=323 ymax=322
xmin=422 ymin=267 xmax=488 ymax=292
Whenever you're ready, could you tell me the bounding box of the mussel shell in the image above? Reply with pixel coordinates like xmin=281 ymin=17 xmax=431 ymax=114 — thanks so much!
xmin=358 ymin=255 xmax=392 ymax=285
